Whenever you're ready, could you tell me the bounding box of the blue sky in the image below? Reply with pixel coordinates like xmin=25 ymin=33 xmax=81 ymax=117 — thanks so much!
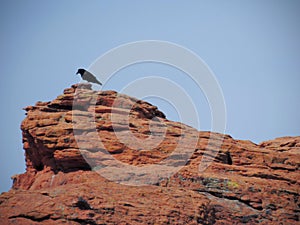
xmin=1 ymin=1 xmax=299 ymax=192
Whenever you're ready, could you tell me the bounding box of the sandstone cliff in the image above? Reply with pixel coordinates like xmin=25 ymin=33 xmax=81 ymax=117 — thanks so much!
xmin=0 ymin=84 xmax=299 ymax=224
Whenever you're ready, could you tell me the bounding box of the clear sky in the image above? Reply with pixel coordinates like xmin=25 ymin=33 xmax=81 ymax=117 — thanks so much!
xmin=1 ymin=0 xmax=299 ymax=193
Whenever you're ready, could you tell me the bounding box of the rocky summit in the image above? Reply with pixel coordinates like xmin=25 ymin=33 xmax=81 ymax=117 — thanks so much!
xmin=0 ymin=83 xmax=299 ymax=224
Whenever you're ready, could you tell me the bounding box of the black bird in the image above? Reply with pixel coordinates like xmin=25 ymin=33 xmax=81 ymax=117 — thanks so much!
xmin=76 ymin=68 xmax=102 ymax=85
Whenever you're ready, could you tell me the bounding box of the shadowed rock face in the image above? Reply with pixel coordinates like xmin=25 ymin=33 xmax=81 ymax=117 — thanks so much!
xmin=0 ymin=84 xmax=299 ymax=224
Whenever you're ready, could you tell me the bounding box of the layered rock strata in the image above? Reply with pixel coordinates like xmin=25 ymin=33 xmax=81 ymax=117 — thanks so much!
xmin=0 ymin=84 xmax=299 ymax=224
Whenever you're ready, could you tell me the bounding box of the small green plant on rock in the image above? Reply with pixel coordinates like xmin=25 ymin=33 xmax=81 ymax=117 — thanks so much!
xmin=227 ymin=180 xmax=239 ymax=189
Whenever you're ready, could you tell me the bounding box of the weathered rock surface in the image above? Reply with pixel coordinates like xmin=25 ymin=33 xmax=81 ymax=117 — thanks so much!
xmin=0 ymin=84 xmax=299 ymax=224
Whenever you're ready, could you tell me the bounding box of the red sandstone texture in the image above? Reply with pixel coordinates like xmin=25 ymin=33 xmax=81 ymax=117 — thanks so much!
xmin=0 ymin=83 xmax=299 ymax=224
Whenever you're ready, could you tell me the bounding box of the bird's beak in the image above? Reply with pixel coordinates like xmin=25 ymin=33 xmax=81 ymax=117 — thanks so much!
xmin=76 ymin=72 xmax=79 ymax=75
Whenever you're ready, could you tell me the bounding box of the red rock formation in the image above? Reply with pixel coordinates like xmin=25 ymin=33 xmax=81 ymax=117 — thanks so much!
xmin=0 ymin=84 xmax=299 ymax=224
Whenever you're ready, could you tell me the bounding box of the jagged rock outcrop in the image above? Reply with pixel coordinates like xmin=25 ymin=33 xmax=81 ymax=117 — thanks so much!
xmin=0 ymin=84 xmax=299 ymax=224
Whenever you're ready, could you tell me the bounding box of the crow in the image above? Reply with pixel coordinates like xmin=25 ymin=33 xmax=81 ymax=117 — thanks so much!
xmin=76 ymin=68 xmax=102 ymax=85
